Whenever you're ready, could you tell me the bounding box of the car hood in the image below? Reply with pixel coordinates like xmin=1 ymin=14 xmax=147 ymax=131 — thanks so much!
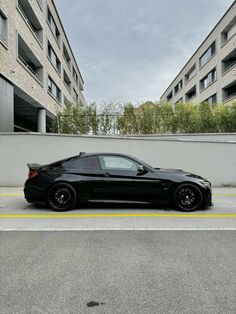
xmin=154 ymin=167 xmax=206 ymax=181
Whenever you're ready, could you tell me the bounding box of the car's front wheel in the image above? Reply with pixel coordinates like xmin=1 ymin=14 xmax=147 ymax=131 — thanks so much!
xmin=47 ymin=183 xmax=77 ymax=211
xmin=173 ymin=184 xmax=203 ymax=212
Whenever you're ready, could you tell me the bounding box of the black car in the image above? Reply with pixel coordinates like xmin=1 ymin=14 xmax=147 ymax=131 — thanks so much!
xmin=24 ymin=152 xmax=212 ymax=212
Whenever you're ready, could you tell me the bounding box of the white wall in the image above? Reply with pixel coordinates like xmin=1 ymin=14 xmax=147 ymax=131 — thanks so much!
xmin=0 ymin=133 xmax=235 ymax=186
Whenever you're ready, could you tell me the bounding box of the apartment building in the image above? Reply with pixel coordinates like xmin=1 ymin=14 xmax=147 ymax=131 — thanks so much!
xmin=0 ymin=0 xmax=86 ymax=132
xmin=160 ymin=1 xmax=236 ymax=106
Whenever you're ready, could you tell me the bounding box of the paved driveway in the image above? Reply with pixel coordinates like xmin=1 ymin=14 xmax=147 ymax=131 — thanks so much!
xmin=1 ymin=231 xmax=236 ymax=314
xmin=0 ymin=187 xmax=235 ymax=230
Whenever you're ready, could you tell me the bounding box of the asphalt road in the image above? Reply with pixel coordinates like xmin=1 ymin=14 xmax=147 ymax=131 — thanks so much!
xmin=1 ymin=231 xmax=236 ymax=314
xmin=0 ymin=187 xmax=235 ymax=230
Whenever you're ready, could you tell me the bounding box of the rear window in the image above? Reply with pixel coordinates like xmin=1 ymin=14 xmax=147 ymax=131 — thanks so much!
xmin=64 ymin=156 xmax=100 ymax=170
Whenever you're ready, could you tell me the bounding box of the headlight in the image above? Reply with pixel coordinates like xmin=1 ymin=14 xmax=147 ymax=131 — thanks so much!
xmin=200 ymin=181 xmax=211 ymax=188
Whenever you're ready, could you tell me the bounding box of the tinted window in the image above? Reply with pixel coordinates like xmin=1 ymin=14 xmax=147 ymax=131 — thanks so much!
xmin=65 ymin=156 xmax=100 ymax=170
xmin=99 ymin=156 xmax=139 ymax=171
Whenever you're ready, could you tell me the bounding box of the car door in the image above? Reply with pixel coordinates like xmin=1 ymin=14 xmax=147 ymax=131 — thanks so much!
xmin=95 ymin=155 xmax=162 ymax=202
xmin=63 ymin=155 xmax=105 ymax=200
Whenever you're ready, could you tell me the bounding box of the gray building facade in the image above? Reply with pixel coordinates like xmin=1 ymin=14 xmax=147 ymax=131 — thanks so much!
xmin=0 ymin=0 xmax=86 ymax=133
xmin=160 ymin=1 xmax=236 ymax=106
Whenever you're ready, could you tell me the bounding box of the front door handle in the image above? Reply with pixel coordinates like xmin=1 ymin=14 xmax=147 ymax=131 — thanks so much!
xmin=104 ymin=172 xmax=110 ymax=177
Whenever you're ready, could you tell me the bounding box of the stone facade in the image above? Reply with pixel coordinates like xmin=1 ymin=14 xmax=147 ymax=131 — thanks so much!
xmin=160 ymin=1 xmax=236 ymax=105
xmin=0 ymin=0 xmax=86 ymax=132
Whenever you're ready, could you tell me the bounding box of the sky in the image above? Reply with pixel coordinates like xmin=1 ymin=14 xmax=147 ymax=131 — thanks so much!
xmin=55 ymin=0 xmax=234 ymax=104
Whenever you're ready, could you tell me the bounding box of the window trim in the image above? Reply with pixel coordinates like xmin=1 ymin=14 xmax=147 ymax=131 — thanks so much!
xmin=174 ymin=79 xmax=183 ymax=95
xmin=200 ymin=68 xmax=217 ymax=93
xmin=48 ymin=75 xmax=61 ymax=104
xmin=47 ymin=7 xmax=61 ymax=48
xmin=199 ymin=42 xmax=216 ymax=70
xmin=98 ymin=155 xmax=140 ymax=172
xmin=47 ymin=40 xmax=61 ymax=76
xmin=0 ymin=9 xmax=8 ymax=47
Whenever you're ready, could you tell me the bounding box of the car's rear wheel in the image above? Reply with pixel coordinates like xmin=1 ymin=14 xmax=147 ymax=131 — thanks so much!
xmin=173 ymin=184 xmax=203 ymax=212
xmin=47 ymin=183 xmax=77 ymax=211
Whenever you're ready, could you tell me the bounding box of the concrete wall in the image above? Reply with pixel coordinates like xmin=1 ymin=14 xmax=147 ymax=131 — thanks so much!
xmin=0 ymin=133 xmax=235 ymax=186
xmin=0 ymin=76 xmax=14 ymax=132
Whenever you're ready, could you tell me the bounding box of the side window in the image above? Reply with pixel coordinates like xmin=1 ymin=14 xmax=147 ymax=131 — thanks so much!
xmin=65 ymin=156 xmax=100 ymax=170
xmin=99 ymin=156 xmax=139 ymax=171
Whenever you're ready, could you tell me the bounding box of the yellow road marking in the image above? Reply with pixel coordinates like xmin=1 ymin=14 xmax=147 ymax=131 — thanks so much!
xmin=0 ymin=193 xmax=24 ymax=197
xmin=214 ymin=193 xmax=236 ymax=196
xmin=0 ymin=213 xmax=236 ymax=218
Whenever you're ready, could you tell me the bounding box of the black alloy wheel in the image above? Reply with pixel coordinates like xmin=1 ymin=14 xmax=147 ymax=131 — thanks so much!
xmin=47 ymin=183 xmax=77 ymax=211
xmin=174 ymin=184 xmax=203 ymax=211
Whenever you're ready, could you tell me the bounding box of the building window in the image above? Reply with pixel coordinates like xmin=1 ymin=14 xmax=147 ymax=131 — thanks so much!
xmin=63 ymin=69 xmax=71 ymax=92
xmin=73 ymin=88 xmax=78 ymax=103
xmin=222 ymin=80 xmax=236 ymax=102
xmin=221 ymin=17 xmax=236 ymax=45
xmin=166 ymin=91 xmax=173 ymax=102
xmin=18 ymin=0 xmax=43 ymax=45
xmin=79 ymin=81 xmax=84 ymax=91
xmin=222 ymin=48 xmax=236 ymax=74
xmin=37 ymin=0 xmax=43 ymax=10
xmin=63 ymin=43 xmax=71 ymax=69
xmin=64 ymin=95 xmax=71 ymax=106
xmin=47 ymin=8 xmax=60 ymax=45
xmin=0 ymin=10 xmax=7 ymax=45
xmin=185 ymin=64 xmax=196 ymax=84
xmin=203 ymin=94 xmax=217 ymax=105
xmin=174 ymin=80 xmax=183 ymax=95
xmin=185 ymin=85 xmax=197 ymax=102
xmin=18 ymin=34 xmax=44 ymax=83
xmin=73 ymin=67 xmax=78 ymax=84
xmin=175 ymin=98 xmax=183 ymax=105
xmin=199 ymin=42 xmax=216 ymax=68
xmin=48 ymin=76 xmax=61 ymax=102
xmin=200 ymin=68 xmax=216 ymax=91
xmin=48 ymin=41 xmax=61 ymax=73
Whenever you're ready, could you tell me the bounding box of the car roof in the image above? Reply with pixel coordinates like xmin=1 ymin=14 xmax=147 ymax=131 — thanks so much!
xmin=79 ymin=152 xmax=134 ymax=159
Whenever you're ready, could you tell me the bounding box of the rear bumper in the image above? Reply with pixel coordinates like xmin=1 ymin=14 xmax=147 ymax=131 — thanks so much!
xmin=24 ymin=184 xmax=46 ymax=203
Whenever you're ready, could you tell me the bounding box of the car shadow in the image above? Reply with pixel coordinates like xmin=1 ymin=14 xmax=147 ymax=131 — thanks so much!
xmin=23 ymin=201 xmax=212 ymax=212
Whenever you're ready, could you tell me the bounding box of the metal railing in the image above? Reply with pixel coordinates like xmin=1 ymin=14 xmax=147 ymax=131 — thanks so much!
xmin=17 ymin=4 xmax=41 ymax=42
xmin=18 ymin=55 xmax=40 ymax=81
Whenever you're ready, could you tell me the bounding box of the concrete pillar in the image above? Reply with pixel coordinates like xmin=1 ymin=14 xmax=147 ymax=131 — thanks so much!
xmin=37 ymin=108 xmax=46 ymax=133
xmin=0 ymin=76 xmax=14 ymax=132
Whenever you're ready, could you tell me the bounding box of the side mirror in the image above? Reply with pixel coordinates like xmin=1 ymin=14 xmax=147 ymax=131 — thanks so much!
xmin=137 ymin=165 xmax=146 ymax=174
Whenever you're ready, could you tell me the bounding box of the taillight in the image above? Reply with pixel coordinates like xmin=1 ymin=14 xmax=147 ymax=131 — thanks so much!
xmin=28 ymin=169 xmax=38 ymax=179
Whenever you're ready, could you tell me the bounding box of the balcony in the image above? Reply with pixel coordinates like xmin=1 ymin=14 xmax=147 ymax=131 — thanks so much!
xmin=18 ymin=34 xmax=43 ymax=84
xmin=17 ymin=0 xmax=43 ymax=46
xmin=63 ymin=70 xmax=71 ymax=92
xmin=185 ymin=85 xmax=197 ymax=102
xmin=222 ymin=80 xmax=236 ymax=102
xmin=222 ymin=48 xmax=236 ymax=74
xmin=63 ymin=43 xmax=71 ymax=70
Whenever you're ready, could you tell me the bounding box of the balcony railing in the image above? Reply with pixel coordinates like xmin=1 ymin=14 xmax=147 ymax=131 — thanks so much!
xmin=17 ymin=4 xmax=41 ymax=43
xmin=223 ymin=60 xmax=236 ymax=73
xmin=18 ymin=55 xmax=40 ymax=81
xmin=224 ymin=91 xmax=236 ymax=101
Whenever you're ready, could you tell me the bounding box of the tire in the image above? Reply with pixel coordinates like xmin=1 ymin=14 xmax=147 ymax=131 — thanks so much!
xmin=173 ymin=184 xmax=203 ymax=212
xmin=47 ymin=183 xmax=77 ymax=211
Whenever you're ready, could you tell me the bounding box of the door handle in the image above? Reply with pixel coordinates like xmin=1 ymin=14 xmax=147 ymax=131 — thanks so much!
xmin=104 ymin=172 xmax=110 ymax=177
